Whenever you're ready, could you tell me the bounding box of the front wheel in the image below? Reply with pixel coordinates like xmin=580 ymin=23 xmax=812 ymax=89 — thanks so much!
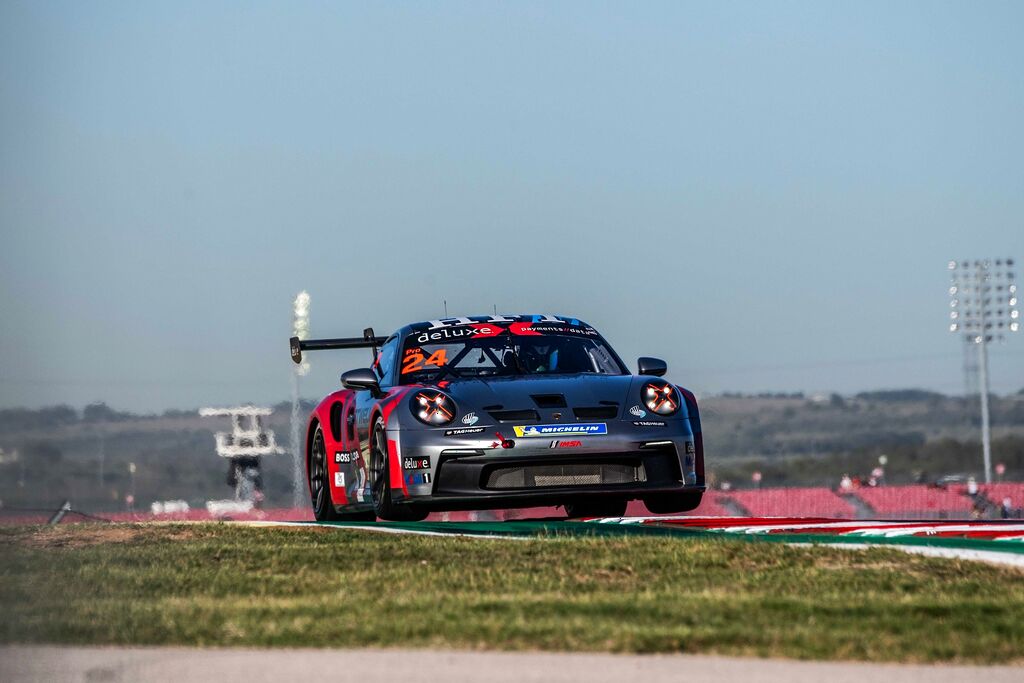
xmin=644 ymin=491 xmax=703 ymax=515
xmin=370 ymin=419 xmax=428 ymax=522
xmin=564 ymin=498 xmax=628 ymax=519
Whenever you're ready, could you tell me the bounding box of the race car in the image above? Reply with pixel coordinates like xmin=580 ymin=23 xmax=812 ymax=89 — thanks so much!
xmin=290 ymin=314 xmax=705 ymax=521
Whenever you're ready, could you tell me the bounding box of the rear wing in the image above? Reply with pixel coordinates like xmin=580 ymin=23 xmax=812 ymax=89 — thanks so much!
xmin=289 ymin=327 xmax=386 ymax=364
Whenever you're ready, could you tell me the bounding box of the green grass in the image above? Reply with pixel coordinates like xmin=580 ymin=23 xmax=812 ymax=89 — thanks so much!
xmin=1 ymin=523 xmax=1022 ymax=663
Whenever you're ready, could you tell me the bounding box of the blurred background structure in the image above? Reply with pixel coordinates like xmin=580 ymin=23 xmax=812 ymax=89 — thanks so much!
xmin=199 ymin=405 xmax=283 ymax=505
xmin=948 ymin=259 xmax=1018 ymax=482
xmin=290 ymin=291 xmax=311 ymax=507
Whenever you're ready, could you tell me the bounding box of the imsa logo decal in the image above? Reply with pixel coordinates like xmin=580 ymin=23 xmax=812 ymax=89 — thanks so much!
xmin=513 ymin=423 xmax=607 ymax=438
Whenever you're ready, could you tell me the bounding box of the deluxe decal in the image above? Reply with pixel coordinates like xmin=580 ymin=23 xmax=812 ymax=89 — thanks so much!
xmin=633 ymin=420 xmax=667 ymax=427
xmin=444 ymin=426 xmax=486 ymax=436
xmin=549 ymin=440 xmax=583 ymax=448
xmin=415 ymin=325 xmax=503 ymax=343
xmin=513 ymin=423 xmax=607 ymax=437
xmin=403 ymin=456 xmax=431 ymax=470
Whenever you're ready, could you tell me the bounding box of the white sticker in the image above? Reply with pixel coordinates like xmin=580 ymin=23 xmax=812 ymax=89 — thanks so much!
xmin=334 ymin=472 xmax=345 ymax=488
xmin=462 ymin=412 xmax=479 ymax=425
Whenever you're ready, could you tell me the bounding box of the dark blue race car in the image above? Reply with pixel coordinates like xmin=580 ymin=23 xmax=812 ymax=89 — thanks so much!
xmin=291 ymin=314 xmax=705 ymax=521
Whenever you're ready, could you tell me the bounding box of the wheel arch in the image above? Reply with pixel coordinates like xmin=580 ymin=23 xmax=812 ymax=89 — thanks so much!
xmin=304 ymin=417 xmax=321 ymax=495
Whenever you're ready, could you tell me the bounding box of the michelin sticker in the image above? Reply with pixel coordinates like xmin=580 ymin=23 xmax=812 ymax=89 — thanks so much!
xmin=629 ymin=405 xmax=646 ymax=418
xmin=513 ymin=423 xmax=607 ymax=438
xmin=334 ymin=472 xmax=345 ymax=487
xmin=462 ymin=412 xmax=479 ymax=426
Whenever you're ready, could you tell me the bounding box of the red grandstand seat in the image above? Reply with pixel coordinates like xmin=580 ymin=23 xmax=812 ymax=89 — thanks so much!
xmin=851 ymin=484 xmax=973 ymax=518
xmin=721 ymin=487 xmax=856 ymax=518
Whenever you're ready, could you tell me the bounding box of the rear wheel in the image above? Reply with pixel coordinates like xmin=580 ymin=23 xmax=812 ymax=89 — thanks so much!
xmin=370 ymin=419 xmax=428 ymax=522
xmin=310 ymin=424 xmax=377 ymax=522
xmin=644 ymin=491 xmax=703 ymax=515
xmin=309 ymin=425 xmax=343 ymax=521
xmin=564 ymin=498 xmax=628 ymax=519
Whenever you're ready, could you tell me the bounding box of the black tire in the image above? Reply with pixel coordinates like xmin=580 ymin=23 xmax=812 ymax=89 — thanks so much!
xmin=310 ymin=424 xmax=378 ymax=522
xmin=309 ymin=424 xmax=343 ymax=521
xmin=370 ymin=419 xmax=428 ymax=522
xmin=644 ymin=491 xmax=703 ymax=515
xmin=564 ymin=498 xmax=628 ymax=519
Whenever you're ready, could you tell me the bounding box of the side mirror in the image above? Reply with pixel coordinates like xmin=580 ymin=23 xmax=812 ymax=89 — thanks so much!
xmin=341 ymin=368 xmax=383 ymax=398
xmin=637 ymin=357 xmax=667 ymax=377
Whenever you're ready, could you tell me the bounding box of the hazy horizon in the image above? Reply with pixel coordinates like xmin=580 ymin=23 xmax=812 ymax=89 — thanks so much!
xmin=2 ymin=2 xmax=1023 ymax=412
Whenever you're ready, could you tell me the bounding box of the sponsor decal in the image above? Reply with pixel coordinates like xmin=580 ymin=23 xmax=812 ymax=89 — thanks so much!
xmin=444 ymin=426 xmax=486 ymax=436
xmin=426 ymin=315 xmax=553 ymax=330
xmin=334 ymin=451 xmax=357 ymax=464
xmin=462 ymin=412 xmax=479 ymax=426
xmin=685 ymin=441 xmax=695 ymax=454
xmin=415 ymin=325 xmax=503 ymax=344
xmin=402 ymin=347 xmax=449 ymax=375
xmin=417 ymin=316 xmax=597 ymax=341
xmin=633 ymin=420 xmax=667 ymax=427
xmin=403 ymin=456 xmax=431 ymax=470
xmin=513 ymin=423 xmax=607 ymax=438
xmin=404 ymin=472 xmax=432 ymax=486
xmin=629 ymin=405 xmax=647 ymax=418
xmin=490 ymin=432 xmax=515 ymax=449
xmin=333 ymin=472 xmax=345 ymax=487
xmin=549 ymin=440 xmax=582 ymax=449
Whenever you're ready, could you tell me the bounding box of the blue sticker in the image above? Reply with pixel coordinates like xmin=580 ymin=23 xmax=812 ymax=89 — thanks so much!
xmin=513 ymin=423 xmax=607 ymax=438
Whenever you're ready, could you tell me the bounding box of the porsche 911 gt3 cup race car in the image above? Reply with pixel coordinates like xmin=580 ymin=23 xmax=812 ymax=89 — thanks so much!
xmin=289 ymin=314 xmax=705 ymax=521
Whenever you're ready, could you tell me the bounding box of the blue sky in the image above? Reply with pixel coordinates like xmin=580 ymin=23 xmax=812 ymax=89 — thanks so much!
xmin=1 ymin=1 xmax=1022 ymax=411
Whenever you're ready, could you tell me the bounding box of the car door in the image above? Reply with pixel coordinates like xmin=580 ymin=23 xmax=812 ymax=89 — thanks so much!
xmin=353 ymin=335 xmax=399 ymax=496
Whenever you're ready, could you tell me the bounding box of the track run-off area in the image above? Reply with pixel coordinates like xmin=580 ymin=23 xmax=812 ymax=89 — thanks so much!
xmin=246 ymin=516 xmax=1024 ymax=568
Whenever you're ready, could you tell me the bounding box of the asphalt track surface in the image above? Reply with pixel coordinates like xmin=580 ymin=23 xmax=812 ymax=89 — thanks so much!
xmin=3 ymin=646 xmax=1023 ymax=683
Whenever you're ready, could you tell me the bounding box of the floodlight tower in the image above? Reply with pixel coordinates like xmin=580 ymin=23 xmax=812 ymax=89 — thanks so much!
xmin=290 ymin=291 xmax=311 ymax=508
xmin=947 ymin=258 xmax=1019 ymax=483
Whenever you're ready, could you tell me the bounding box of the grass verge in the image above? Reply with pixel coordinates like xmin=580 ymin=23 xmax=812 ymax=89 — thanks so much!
xmin=1 ymin=523 xmax=1022 ymax=663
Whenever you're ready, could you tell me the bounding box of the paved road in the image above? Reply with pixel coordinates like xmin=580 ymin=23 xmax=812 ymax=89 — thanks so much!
xmin=2 ymin=646 xmax=1021 ymax=683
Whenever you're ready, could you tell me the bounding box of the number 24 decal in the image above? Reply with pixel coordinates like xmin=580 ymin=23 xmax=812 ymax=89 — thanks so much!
xmin=402 ymin=349 xmax=448 ymax=374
